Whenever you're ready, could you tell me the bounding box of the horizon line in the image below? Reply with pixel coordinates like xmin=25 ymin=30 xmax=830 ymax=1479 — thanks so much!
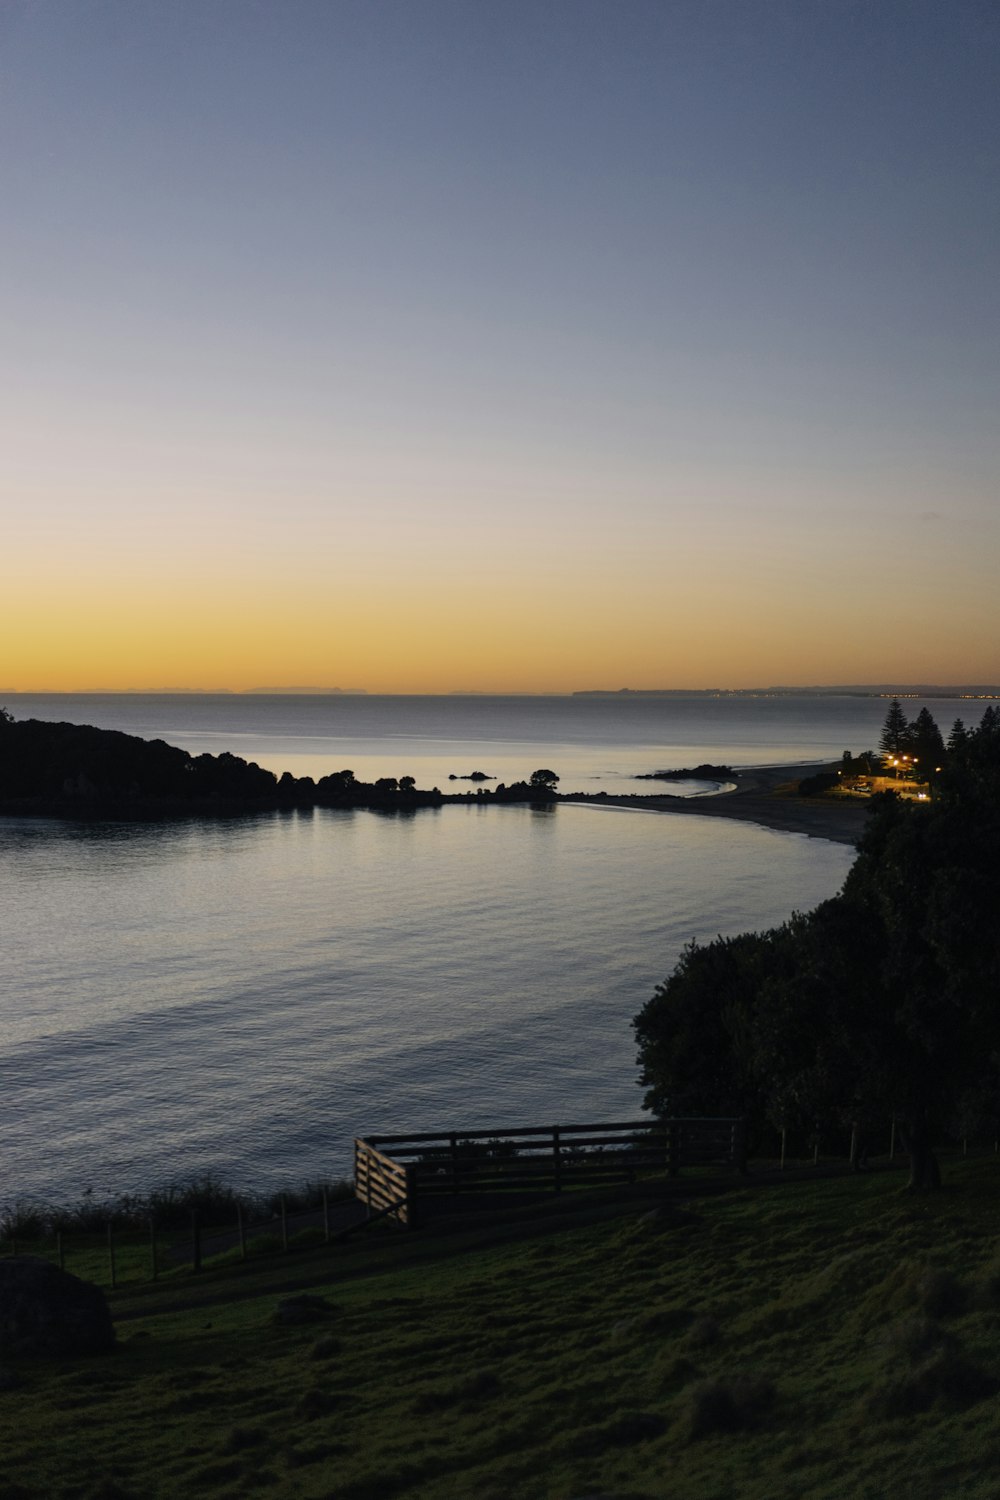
xmin=4 ymin=684 xmax=1000 ymax=698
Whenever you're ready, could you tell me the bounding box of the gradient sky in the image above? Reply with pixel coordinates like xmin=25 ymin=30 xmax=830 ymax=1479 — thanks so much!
xmin=3 ymin=0 xmax=998 ymax=692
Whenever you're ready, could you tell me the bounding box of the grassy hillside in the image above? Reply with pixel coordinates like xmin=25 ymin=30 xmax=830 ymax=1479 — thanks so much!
xmin=4 ymin=1160 xmax=1000 ymax=1499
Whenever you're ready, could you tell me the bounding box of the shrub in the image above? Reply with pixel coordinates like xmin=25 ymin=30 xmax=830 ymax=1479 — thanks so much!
xmin=0 ymin=1172 xmax=356 ymax=1240
xmin=262 ymin=1178 xmax=353 ymax=1216
xmin=0 ymin=1200 xmax=50 ymax=1240
xmin=798 ymin=772 xmax=838 ymax=797
xmin=146 ymin=1174 xmax=256 ymax=1229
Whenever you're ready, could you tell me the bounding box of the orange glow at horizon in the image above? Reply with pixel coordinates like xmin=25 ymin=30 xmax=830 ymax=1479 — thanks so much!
xmin=6 ymin=514 xmax=999 ymax=694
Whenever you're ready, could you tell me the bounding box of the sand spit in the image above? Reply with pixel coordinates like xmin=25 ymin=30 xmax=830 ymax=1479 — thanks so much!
xmin=561 ymin=764 xmax=870 ymax=847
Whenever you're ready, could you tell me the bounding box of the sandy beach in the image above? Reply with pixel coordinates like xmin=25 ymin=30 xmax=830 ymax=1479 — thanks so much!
xmin=563 ymin=764 xmax=870 ymax=847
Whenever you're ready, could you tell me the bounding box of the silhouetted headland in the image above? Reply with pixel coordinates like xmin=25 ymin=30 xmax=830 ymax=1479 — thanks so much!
xmin=635 ymin=763 xmax=734 ymax=782
xmin=0 ymin=716 xmax=557 ymax=819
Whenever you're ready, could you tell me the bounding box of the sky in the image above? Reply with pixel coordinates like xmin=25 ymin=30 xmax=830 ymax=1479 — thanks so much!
xmin=2 ymin=0 xmax=999 ymax=693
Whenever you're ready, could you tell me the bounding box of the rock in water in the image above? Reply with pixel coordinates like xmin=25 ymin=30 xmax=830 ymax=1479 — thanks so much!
xmin=0 ymin=1257 xmax=115 ymax=1358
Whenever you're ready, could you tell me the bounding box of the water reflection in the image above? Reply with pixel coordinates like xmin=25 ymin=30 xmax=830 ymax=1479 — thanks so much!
xmin=0 ymin=803 xmax=852 ymax=1203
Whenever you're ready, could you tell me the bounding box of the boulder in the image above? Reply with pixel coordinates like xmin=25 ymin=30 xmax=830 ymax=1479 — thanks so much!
xmin=0 ymin=1257 xmax=115 ymax=1358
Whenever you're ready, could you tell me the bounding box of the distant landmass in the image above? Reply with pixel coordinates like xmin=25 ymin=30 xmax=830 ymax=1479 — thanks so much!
xmin=245 ymin=687 xmax=368 ymax=695
xmin=573 ymin=686 xmax=1000 ymax=699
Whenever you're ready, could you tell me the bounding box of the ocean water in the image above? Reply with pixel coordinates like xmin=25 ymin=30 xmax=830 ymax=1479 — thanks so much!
xmin=0 ymin=692 xmax=959 ymax=1206
xmin=0 ymin=689 xmax=942 ymax=790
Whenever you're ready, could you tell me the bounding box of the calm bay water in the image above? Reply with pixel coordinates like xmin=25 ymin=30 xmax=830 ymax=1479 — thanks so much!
xmin=0 ymin=692 xmax=959 ymax=1206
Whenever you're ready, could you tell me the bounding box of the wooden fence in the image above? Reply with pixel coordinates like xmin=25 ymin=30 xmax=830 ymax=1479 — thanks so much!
xmin=355 ymin=1117 xmax=745 ymax=1227
xmin=353 ymin=1139 xmax=418 ymax=1227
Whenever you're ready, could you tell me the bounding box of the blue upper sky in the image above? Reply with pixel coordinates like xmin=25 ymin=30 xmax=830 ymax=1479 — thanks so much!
xmin=3 ymin=1 xmax=998 ymax=691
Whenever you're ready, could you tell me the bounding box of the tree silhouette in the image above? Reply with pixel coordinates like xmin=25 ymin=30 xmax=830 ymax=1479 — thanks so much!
xmin=879 ymin=699 xmax=909 ymax=756
xmin=907 ymin=707 xmax=945 ymax=780
xmin=529 ymin=769 xmax=559 ymax=788
xmin=636 ymin=722 xmax=1000 ymax=1190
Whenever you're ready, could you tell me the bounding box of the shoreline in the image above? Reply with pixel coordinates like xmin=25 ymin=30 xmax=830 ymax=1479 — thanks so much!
xmin=559 ymin=763 xmax=869 ymax=846
xmin=0 ymin=765 xmax=869 ymax=845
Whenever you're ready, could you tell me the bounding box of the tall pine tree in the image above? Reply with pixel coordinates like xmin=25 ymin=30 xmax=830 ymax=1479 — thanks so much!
xmin=879 ymin=699 xmax=909 ymax=757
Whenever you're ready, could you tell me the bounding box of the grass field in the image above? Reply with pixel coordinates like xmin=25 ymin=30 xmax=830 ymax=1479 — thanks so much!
xmin=4 ymin=1158 xmax=1000 ymax=1499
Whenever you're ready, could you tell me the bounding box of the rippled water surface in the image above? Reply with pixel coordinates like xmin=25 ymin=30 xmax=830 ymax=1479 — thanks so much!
xmin=0 ymin=691 xmax=929 ymax=1203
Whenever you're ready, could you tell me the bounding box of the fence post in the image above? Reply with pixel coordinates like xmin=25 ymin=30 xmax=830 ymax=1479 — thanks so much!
xmin=149 ymin=1216 xmax=158 ymax=1281
xmin=356 ymin=1140 xmax=372 ymax=1220
xmin=280 ymin=1195 xmax=288 ymax=1252
xmin=57 ymin=1229 xmax=65 ymax=1271
xmin=107 ymin=1223 xmax=117 ymax=1289
xmin=449 ymin=1133 xmax=460 ymax=1194
xmin=890 ymin=1117 xmax=896 ymax=1160
xmin=405 ymin=1164 xmax=420 ymax=1230
xmin=237 ymin=1202 xmax=246 ymax=1262
xmin=813 ymin=1136 xmax=819 ymax=1167
xmin=322 ymin=1188 xmax=330 ymax=1244
xmin=192 ymin=1208 xmax=202 ymax=1274
xmin=552 ymin=1127 xmax=562 ymax=1193
xmin=780 ymin=1128 xmax=787 ymax=1170
xmin=849 ymin=1125 xmax=857 ymax=1169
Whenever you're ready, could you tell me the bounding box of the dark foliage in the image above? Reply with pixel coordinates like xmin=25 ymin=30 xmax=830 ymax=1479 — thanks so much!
xmin=636 ymin=707 xmax=1000 ymax=1189
xmin=879 ymin=698 xmax=909 ymax=755
xmin=529 ymin=767 xmax=560 ymax=788
xmin=637 ymin=763 xmax=734 ymax=781
xmin=0 ymin=714 xmax=561 ymax=816
xmin=797 ymin=771 xmax=838 ymax=797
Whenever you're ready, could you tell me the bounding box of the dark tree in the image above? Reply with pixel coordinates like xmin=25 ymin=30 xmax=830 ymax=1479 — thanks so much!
xmin=529 ymin=768 xmax=559 ymax=788
xmin=841 ymin=775 xmax=1000 ymax=1185
xmin=907 ymin=707 xmax=945 ymax=780
xmin=635 ymin=765 xmax=1000 ymax=1190
xmin=634 ymin=934 xmax=778 ymax=1132
xmin=879 ymin=699 xmax=909 ymax=757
